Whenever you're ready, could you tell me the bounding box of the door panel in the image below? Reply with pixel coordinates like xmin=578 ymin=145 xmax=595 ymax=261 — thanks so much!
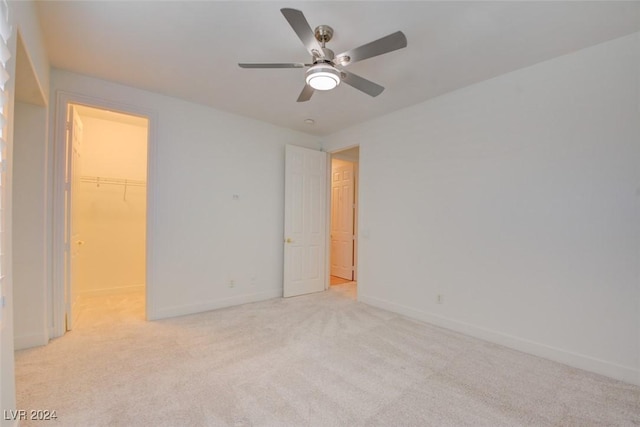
xmin=283 ymin=145 xmax=327 ymax=297
xmin=330 ymin=160 xmax=354 ymax=280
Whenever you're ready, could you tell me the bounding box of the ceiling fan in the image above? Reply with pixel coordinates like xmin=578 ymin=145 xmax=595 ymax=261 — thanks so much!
xmin=239 ymin=8 xmax=407 ymax=102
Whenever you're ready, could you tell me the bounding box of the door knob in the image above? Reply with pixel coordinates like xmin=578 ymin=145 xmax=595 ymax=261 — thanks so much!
xmin=285 ymin=238 xmax=294 ymax=243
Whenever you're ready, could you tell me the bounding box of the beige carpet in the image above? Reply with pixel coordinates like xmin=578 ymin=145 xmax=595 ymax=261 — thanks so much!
xmin=15 ymin=284 xmax=640 ymax=426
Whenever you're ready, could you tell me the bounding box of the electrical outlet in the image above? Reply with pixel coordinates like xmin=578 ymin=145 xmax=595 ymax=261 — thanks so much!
xmin=436 ymin=294 xmax=443 ymax=304
xmin=229 ymin=279 xmax=235 ymax=288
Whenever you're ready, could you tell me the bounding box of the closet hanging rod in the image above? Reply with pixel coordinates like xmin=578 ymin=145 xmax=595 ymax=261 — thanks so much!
xmin=79 ymin=176 xmax=146 ymax=187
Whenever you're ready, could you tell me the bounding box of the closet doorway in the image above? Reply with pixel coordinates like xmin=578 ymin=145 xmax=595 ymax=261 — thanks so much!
xmin=66 ymin=103 xmax=149 ymax=329
xmin=330 ymin=146 xmax=359 ymax=289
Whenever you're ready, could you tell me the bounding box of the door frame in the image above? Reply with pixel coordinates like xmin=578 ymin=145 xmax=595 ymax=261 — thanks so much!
xmin=51 ymin=91 xmax=157 ymax=337
xmin=325 ymin=146 xmax=359 ymax=290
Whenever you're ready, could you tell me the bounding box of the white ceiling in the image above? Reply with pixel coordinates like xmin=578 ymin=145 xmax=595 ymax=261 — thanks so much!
xmin=36 ymin=1 xmax=640 ymax=136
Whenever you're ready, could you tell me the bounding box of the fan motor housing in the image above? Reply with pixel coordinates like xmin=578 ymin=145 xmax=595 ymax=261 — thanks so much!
xmin=319 ymin=48 xmax=335 ymax=61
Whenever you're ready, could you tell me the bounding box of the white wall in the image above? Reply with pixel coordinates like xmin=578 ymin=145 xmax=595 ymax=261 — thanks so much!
xmin=50 ymin=70 xmax=322 ymax=322
xmin=75 ymin=114 xmax=147 ymax=296
xmin=324 ymin=33 xmax=640 ymax=385
xmin=13 ymin=102 xmax=47 ymax=350
xmin=2 ymin=1 xmax=49 ymax=424
xmin=11 ymin=1 xmax=48 ymax=101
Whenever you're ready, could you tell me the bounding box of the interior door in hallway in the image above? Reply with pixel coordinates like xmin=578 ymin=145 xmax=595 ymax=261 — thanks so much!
xmin=331 ymin=159 xmax=354 ymax=280
xmin=283 ymin=145 xmax=327 ymax=297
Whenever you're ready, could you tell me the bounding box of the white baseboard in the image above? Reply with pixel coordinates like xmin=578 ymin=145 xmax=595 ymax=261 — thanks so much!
xmin=14 ymin=330 xmax=49 ymax=350
xmin=79 ymin=284 xmax=144 ymax=298
xmin=149 ymin=289 xmax=282 ymax=320
xmin=360 ymin=294 xmax=640 ymax=387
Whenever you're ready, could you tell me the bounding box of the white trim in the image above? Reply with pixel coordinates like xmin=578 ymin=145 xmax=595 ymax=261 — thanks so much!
xmin=360 ymin=294 xmax=640 ymax=387
xmin=324 ymin=151 xmax=331 ymax=291
xmin=13 ymin=330 xmax=48 ymax=350
xmin=52 ymin=91 xmax=157 ymax=337
xmin=51 ymin=92 xmax=64 ymax=337
xmin=150 ymin=290 xmax=281 ymax=320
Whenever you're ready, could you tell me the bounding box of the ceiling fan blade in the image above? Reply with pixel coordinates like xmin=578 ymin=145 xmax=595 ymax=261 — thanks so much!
xmin=281 ymin=8 xmax=324 ymax=57
xmin=337 ymin=31 xmax=407 ymax=65
xmin=238 ymin=63 xmax=308 ymax=69
xmin=341 ymin=71 xmax=384 ymax=97
xmin=297 ymin=84 xmax=314 ymax=102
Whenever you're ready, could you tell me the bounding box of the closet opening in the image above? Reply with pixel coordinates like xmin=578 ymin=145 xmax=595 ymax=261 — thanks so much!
xmin=66 ymin=103 xmax=149 ymax=329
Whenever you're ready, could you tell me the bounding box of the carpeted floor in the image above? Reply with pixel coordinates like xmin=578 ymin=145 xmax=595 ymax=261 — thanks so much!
xmin=330 ymin=276 xmax=353 ymax=286
xmin=15 ymin=283 xmax=640 ymax=426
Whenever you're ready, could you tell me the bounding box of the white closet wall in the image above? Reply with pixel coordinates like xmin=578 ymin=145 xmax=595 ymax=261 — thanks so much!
xmin=76 ymin=110 xmax=147 ymax=296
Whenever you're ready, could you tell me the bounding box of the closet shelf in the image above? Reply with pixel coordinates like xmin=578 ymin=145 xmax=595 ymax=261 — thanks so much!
xmin=80 ymin=175 xmax=146 ymax=187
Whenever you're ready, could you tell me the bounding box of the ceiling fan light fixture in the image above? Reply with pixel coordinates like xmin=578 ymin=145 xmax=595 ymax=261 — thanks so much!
xmin=305 ymin=64 xmax=341 ymax=91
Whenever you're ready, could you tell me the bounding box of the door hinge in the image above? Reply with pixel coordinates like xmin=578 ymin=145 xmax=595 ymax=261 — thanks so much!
xmin=66 ymin=121 xmax=72 ymax=131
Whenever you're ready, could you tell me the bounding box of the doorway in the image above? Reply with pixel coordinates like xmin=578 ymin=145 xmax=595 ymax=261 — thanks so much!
xmin=65 ymin=104 xmax=149 ymax=329
xmin=329 ymin=146 xmax=359 ymax=290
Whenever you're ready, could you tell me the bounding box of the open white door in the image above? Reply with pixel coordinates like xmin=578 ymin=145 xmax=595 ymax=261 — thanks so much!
xmin=65 ymin=106 xmax=83 ymax=330
xmin=283 ymin=145 xmax=327 ymax=297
